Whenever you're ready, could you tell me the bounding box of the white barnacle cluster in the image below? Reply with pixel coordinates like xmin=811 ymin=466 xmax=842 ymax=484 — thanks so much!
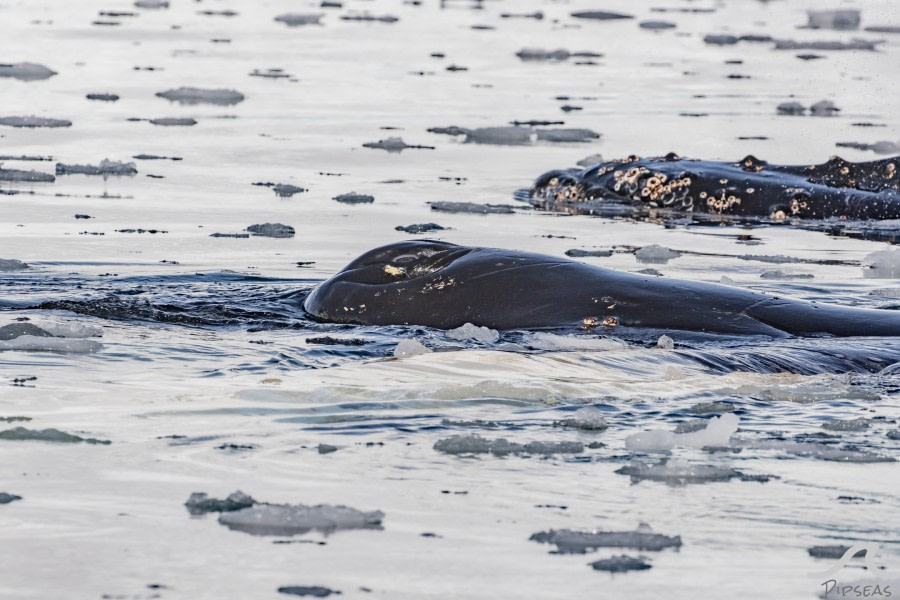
xmin=703 ymin=189 xmax=742 ymax=213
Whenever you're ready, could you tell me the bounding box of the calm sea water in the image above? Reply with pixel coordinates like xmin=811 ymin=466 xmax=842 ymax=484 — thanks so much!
xmin=1 ymin=0 xmax=898 ymax=598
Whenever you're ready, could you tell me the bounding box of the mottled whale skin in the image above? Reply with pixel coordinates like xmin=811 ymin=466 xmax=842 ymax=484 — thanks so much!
xmin=528 ymin=154 xmax=900 ymax=220
xmin=304 ymin=240 xmax=900 ymax=337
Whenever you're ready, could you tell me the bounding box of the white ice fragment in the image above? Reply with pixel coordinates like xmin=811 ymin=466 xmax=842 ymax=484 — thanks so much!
xmin=720 ymin=275 xmax=736 ymax=285
xmin=625 ymin=413 xmax=739 ymax=452
xmin=564 ymin=407 xmax=609 ymax=431
xmin=155 ymin=87 xmax=245 ymax=106
xmin=0 ymin=62 xmax=56 ymax=81
xmin=218 ymin=503 xmax=384 ymax=536
xmin=446 ymin=322 xmax=499 ymax=343
xmin=634 ymin=244 xmax=680 ymax=264
xmin=0 ymin=335 xmax=102 ymax=353
xmin=656 ymin=335 xmax=674 ymax=349
xmin=863 ymin=247 xmax=900 ymax=278
xmin=39 ymin=323 xmax=103 ymax=338
xmin=0 ymin=258 xmax=28 ymax=271
xmin=526 ymin=332 xmax=626 ymax=351
xmin=393 ymin=339 xmax=432 ymax=358
xmin=616 ymin=459 xmax=741 ymax=484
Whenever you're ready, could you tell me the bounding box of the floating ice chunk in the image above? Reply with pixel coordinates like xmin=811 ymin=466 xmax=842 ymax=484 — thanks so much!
xmin=430 ymin=201 xmax=515 ymax=214
xmin=185 ymin=491 xmax=256 ymax=515
xmin=0 ymin=116 xmax=71 ymax=128
xmin=275 ymin=13 xmax=324 ymax=26
xmin=0 ymin=426 xmax=109 ymax=444
xmin=530 ymin=526 xmax=681 ymax=554
xmin=464 ymin=127 xmax=534 ymax=145
xmin=863 ymin=247 xmax=900 ymax=278
xmin=720 ymin=275 xmax=736 ymax=285
xmin=278 ymin=586 xmax=339 ymax=597
xmin=689 ymin=402 xmax=734 ymax=414
xmin=728 ymin=380 xmax=878 ymax=404
xmin=393 ymin=339 xmax=431 ymax=358
xmin=565 ymin=249 xmax=613 ymax=257
xmin=761 ymin=270 xmax=814 ymax=280
xmin=218 ymin=503 xmax=384 ymax=536
xmin=810 ymin=100 xmax=840 ymax=117
xmin=742 ymin=440 xmax=894 ymax=463
xmin=434 ymin=434 xmax=583 ymax=456
xmin=86 ymin=93 xmax=119 ymax=102
xmin=135 ymin=0 xmax=169 ymax=8
xmin=807 ymin=545 xmax=862 ymax=559
xmin=0 ymin=259 xmax=28 ymax=271
xmin=148 ymin=118 xmax=197 ymax=126
xmin=395 ymin=223 xmax=446 ymax=234
xmin=625 ymin=414 xmax=739 ymax=452
xmin=0 ymin=334 xmax=102 ymax=353
xmin=156 ymin=87 xmax=245 ymax=106
xmin=526 ymin=333 xmax=626 ymax=351
xmin=806 ymin=10 xmax=860 ymax=31
xmin=570 ymin=11 xmax=634 ymax=21
xmin=556 ymin=407 xmax=609 ymax=431
xmin=591 ymin=555 xmax=652 ymax=572
xmin=535 ymin=128 xmax=601 ymax=143
xmin=616 ymin=459 xmax=745 ymax=485
xmin=340 ymin=14 xmax=399 ymax=23
xmin=0 ymin=323 xmax=52 ymax=340
xmin=777 ymin=102 xmax=806 ymax=116
xmin=821 ymin=418 xmax=870 ymax=432
xmin=738 ymin=254 xmax=798 ymax=264
xmin=56 ymin=159 xmax=137 ymax=176
xmin=576 ymin=153 xmax=604 ymax=167
xmin=246 ymin=223 xmax=295 ymax=238
xmin=0 ymin=62 xmax=56 ymax=81
xmin=635 ymin=245 xmax=680 ymax=264
xmin=0 ymin=166 xmax=55 ymax=183
xmin=0 ymin=492 xmax=22 ymax=504
xmin=656 ymin=335 xmax=674 ymax=349
xmin=516 ymin=48 xmax=572 ymax=61
xmin=446 ymin=323 xmax=499 ymax=343
xmin=362 ymin=137 xmax=434 ymax=152
xmin=333 ymin=192 xmax=374 ymax=204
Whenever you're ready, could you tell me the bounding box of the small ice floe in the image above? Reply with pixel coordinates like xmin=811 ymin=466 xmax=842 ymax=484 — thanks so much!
xmin=566 ymin=249 xmax=613 ymax=258
xmin=836 ymin=140 xmax=900 ymax=155
xmin=156 ymin=87 xmax=245 ymax=106
xmin=591 ymin=555 xmax=652 ymax=572
xmin=395 ymin=223 xmax=446 ymax=234
xmin=743 ymin=440 xmax=894 ymax=463
xmin=773 ymin=39 xmax=878 ymax=51
xmin=0 ymin=322 xmax=102 ymax=353
xmin=333 ymin=192 xmax=374 ymax=204
xmin=393 ymin=339 xmax=432 ymax=358
xmin=570 ymin=11 xmax=634 ymax=21
xmin=863 ymin=247 xmax=900 ymax=278
xmin=807 ymin=545 xmax=865 ymax=559
xmin=886 ymin=430 xmax=900 ymax=440
xmin=0 ymin=259 xmax=28 ymax=271
xmin=0 ymin=62 xmax=56 ymax=81
xmin=0 ymin=492 xmax=22 ymax=504
xmin=738 ymin=254 xmax=798 ymax=264
xmin=56 ymin=159 xmax=137 ymax=176
xmin=86 ymin=93 xmax=119 ymax=102
xmin=362 ymin=137 xmax=434 ymax=152
xmin=250 ymin=68 xmax=293 ymax=79
xmin=689 ymin=402 xmax=734 ymax=414
xmin=0 ymin=116 xmax=71 ymax=128
xmin=185 ymin=491 xmax=256 ymax=515
xmin=640 ymin=21 xmax=676 ymax=31
xmin=430 ymin=202 xmax=515 ymax=214
xmin=554 ymin=407 xmax=609 ymax=431
xmin=535 ymin=128 xmax=600 ymax=143
xmin=446 ymin=323 xmax=499 ymax=343
xmin=0 ymin=166 xmax=55 ymax=183
xmin=526 ymin=333 xmax=627 ymax=352
xmin=433 ymin=434 xmax=583 ymax=456
xmin=278 ymin=586 xmax=340 ymax=597
xmin=530 ymin=524 xmax=681 ymax=554
xmin=810 ymin=100 xmax=840 ymax=117
xmin=805 ymin=9 xmax=860 ymax=31
xmin=341 ymin=13 xmax=398 ymax=23
xmin=274 ymin=14 xmax=324 ymax=26
xmin=625 ymin=413 xmax=739 ymax=452
xmin=656 ymin=335 xmax=674 ymax=349
xmin=145 ymin=118 xmax=197 ymax=126
xmin=634 ymin=245 xmax=680 ymax=264
xmin=0 ymin=427 xmax=110 ymax=444
xmin=760 ymin=270 xmax=814 ymax=280
xmin=246 ymin=223 xmax=295 ymax=238
xmin=317 ymin=444 xmax=338 ymax=454
xmin=615 ymin=459 xmax=768 ymax=485
xmin=515 ymin=49 xmax=602 ymax=62
xmin=218 ymin=503 xmax=384 ymax=536
xmin=821 ymin=418 xmax=870 ymax=432
xmin=135 ymin=0 xmax=169 ymax=8
xmin=777 ymin=101 xmax=806 ymax=116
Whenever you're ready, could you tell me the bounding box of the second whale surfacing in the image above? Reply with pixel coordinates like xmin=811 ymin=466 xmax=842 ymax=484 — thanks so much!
xmin=304 ymin=240 xmax=900 ymax=337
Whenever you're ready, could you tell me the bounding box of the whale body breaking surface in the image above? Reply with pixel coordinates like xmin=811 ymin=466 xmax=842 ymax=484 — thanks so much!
xmin=303 ymin=241 xmax=900 ymax=337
